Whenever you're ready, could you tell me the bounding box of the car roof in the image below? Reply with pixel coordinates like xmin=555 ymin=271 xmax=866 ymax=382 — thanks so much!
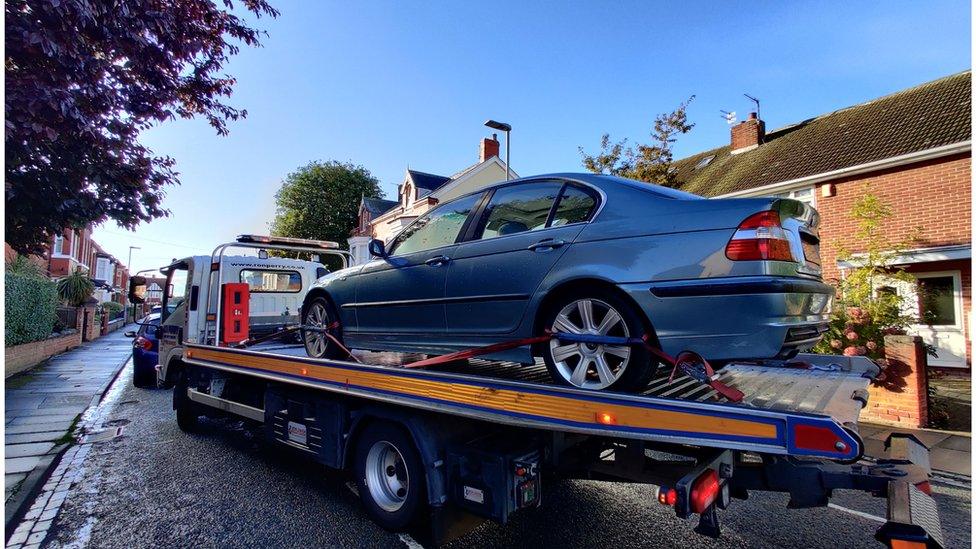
xmin=450 ymin=172 xmax=703 ymax=202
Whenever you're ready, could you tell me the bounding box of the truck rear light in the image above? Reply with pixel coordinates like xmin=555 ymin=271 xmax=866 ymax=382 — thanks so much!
xmin=689 ymin=469 xmax=720 ymax=514
xmin=657 ymin=486 xmax=677 ymax=506
xmin=726 ymin=211 xmax=795 ymax=262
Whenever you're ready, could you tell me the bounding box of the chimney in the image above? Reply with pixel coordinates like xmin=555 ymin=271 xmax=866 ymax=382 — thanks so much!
xmin=730 ymin=112 xmax=765 ymax=154
xmin=480 ymin=133 xmax=500 ymax=162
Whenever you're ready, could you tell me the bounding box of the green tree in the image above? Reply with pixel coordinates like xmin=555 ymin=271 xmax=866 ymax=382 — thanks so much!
xmin=57 ymin=271 xmax=96 ymax=307
xmin=5 ymin=0 xmax=278 ymax=254
xmin=579 ymin=96 xmax=695 ymax=186
xmin=270 ymin=161 xmax=384 ymax=268
xmin=813 ymin=187 xmax=926 ymax=374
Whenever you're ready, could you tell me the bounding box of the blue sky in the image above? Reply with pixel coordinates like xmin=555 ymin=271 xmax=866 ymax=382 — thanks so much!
xmin=95 ymin=0 xmax=972 ymax=273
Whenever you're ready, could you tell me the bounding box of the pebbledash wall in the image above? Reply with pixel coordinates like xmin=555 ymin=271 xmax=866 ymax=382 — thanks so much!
xmin=814 ymin=153 xmax=972 ymax=367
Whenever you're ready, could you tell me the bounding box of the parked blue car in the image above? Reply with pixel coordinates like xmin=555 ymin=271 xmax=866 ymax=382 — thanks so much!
xmin=301 ymin=173 xmax=832 ymax=392
xmin=126 ymin=313 xmax=160 ymax=388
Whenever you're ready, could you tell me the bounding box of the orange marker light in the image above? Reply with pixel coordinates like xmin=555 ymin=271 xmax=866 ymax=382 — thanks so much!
xmin=300 ymin=368 xmax=308 ymax=376
xmin=597 ymin=412 xmax=616 ymax=425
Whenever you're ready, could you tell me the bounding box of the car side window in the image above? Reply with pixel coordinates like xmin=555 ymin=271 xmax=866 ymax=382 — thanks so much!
xmin=389 ymin=193 xmax=482 ymax=256
xmin=475 ymin=182 xmax=562 ymax=240
xmin=550 ymin=184 xmax=598 ymax=226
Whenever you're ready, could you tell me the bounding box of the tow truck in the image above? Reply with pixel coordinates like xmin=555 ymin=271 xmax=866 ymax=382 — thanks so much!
xmin=129 ymin=235 xmax=945 ymax=548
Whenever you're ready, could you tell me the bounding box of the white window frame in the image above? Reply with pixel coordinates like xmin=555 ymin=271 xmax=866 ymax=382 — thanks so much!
xmin=773 ymin=186 xmax=816 ymax=207
xmin=913 ymin=270 xmax=963 ymax=330
xmin=52 ymin=235 xmax=66 ymax=257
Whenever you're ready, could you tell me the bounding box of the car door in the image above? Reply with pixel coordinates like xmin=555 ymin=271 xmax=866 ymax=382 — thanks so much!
xmin=445 ymin=181 xmax=600 ymax=334
xmin=354 ymin=192 xmax=484 ymax=334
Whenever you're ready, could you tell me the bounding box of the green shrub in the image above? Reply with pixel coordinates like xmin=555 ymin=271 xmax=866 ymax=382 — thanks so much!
xmin=57 ymin=271 xmax=95 ymax=306
xmin=5 ymin=271 xmax=58 ymax=346
xmin=101 ymin=301 xmax=124 ymax=314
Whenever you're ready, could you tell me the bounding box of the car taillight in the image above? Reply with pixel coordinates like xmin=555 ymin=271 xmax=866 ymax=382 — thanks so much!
xmin=726 ymin=211 xmax=795 ymax=262
xmin=135 ymin=336 xmax=153 ymax=351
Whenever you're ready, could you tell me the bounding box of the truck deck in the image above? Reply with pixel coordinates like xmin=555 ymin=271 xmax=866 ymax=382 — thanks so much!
xmin=184 ymin=341 xmax=872 ymax=462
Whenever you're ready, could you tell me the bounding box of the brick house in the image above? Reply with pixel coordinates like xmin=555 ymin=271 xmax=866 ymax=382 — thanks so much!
xmin=5 ymin=227 xmax=129 ymax=306
xmin=347 ymin=135 xmax=516 ymax=265
xmin=672 ymin=71 xmax=971 ymax=371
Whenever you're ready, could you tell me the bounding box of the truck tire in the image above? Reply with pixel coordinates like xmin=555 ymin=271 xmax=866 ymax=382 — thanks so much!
xmin=302 ymin=296 xmax=345 ymax=359
xmin=540 ymin=290 xmax=657 ymax=392
xmin=353 ymin=422 xmax=426 ymax=531
xmin=174 ymin=371 xmax=199 ymax=432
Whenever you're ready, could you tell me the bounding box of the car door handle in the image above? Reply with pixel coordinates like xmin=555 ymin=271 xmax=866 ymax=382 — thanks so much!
xmin=528 ymin=239 xmax=567 ymax=252
xmin=425 ymin=255 xmax=451 ymax=267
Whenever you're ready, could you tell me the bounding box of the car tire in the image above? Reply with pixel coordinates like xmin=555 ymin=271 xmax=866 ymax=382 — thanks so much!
xmin=174 ymin=370 xmax=199 ymax=432
xmin=540 ymin=291 xmax=658 ymax=392
xmin=301 ymin=296 xmax=345 ymax=359
xmin=353 ymin=422 xmax=427 ymax=531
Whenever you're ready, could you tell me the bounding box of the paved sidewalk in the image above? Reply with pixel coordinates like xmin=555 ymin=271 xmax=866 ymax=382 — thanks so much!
xmin=4 ymin=329 xmax=132 ymax=504
xmin=860 ymin=422 xmax=971 ymax=477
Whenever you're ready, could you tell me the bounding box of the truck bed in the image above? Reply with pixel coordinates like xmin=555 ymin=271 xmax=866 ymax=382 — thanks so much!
xmin=184 ymin=341 xmax=874 ymax=462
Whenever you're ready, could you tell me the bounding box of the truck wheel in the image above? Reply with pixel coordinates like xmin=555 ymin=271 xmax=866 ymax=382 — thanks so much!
xmin=302 ymin=296 xmax=345 ymax=359
xmin=173 ymin=371 xmax=199 ymax=432
xmin=541 ymin=291 xmax=657 ymax=392
xmin=353 ymin=422 xmax=426 ymax=531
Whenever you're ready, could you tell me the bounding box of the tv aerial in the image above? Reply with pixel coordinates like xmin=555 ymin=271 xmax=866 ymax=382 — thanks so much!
xmin=720 ymin=110 xmax=736 ymax=125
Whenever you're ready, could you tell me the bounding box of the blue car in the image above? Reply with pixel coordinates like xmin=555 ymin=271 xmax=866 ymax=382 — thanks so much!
xmin=301 ymin=173 xmax=832 ymax=392
xmin=126 ymin=313 xmax=160 ymax=388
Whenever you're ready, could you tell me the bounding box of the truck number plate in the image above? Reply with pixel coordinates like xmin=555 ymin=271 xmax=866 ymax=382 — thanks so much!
xmin=463 ymin=486 xmax=485 ymax=504
xmin=287 ymin=421 xmax=307 ymax=446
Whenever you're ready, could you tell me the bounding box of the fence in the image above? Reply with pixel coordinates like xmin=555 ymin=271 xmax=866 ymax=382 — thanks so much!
xmin=55 ymin=306 xmax=79 ymax=331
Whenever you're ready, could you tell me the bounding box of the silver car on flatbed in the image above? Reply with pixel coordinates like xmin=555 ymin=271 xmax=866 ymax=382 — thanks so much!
xmin=301 ymin=173 xmax=832 ymax=392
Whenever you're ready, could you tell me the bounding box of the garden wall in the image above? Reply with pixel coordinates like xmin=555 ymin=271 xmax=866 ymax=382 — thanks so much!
xmin=860 ymin=335 xmax=929 ymax=428
xmin=4 ymin=330 xmax=82 ymax=378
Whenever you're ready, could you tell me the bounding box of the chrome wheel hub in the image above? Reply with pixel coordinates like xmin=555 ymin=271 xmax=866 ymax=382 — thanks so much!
xmin=549 ymin=298 xmax=631 ymax=390
xmin=365 ymin=440 xmax=410 ymax=512
xmin=303 ymin=302 xmax=330 ymax=357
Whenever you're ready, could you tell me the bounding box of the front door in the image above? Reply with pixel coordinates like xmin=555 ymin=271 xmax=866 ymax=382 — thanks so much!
xmin=446 ymin=181 xmax=599 ymax=334
xmin=879 ymin=270 xmax=967 ymax=368
xmin=353 ymin=193 xmax=483 ymax=334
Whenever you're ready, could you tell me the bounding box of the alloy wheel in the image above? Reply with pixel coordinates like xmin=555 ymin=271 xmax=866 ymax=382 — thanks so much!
xmin=549 ymin=298 xmax=632 ymax=390
xmin=303 ymin=301 xmax=330 ymax=357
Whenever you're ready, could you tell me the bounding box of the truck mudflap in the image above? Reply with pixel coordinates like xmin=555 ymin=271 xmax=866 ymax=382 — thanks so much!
xmin=729 ymin=432 xmax=944 ymax=548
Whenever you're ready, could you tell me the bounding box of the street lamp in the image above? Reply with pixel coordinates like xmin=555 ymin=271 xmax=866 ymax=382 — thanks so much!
xmin=484 ymin=119 xmax=511 ymax=180
xmin=127 ymin=246 xmax=140 ymax=323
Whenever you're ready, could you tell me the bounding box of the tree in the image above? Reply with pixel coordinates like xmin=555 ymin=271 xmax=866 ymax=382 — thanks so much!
xmin=5 ymin=0 xmax=279 ymax=254
xmin=579 ymin=96 xmax=695 ymax=186
xmin=813 ymin=187 xmax=928 ymax=379
xmin=270 ymin=161 xmax=384 ymax=268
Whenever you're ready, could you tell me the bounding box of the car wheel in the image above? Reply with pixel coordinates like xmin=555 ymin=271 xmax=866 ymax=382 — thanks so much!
xmin=353 ymin=422 xmax=426 ymax=531
xmin=541 ymin=292 xmax=657 ymax=392
xmin=302 ymin=296 xmax=345 ymax=359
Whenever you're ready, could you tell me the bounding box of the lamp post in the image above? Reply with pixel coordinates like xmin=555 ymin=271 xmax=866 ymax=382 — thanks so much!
xmin=484 ymin=119 xmax=511 ymax=180
xmin=127 ymin=246 xmax=140 ymax=323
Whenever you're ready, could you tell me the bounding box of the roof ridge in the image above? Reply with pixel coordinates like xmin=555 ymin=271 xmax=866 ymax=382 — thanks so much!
xmin=406 ymin=169 xmax=450 ymax=179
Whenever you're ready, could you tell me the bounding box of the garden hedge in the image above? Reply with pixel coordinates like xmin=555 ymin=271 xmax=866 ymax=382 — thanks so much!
xmin=5 ymin=271 xmax=58 ymax=346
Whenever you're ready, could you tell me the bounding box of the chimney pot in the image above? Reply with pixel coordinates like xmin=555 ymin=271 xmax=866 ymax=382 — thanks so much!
xmin=748 ymin=112 xmax=757 ymax=120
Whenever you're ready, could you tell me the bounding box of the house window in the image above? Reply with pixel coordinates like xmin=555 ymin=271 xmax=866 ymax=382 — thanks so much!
xmin=917 ymin=275 xmax=957 ymax=326
xmin=695 ymin=155 xmax=715 ymax=170
xmin=53 ymin=235 xmax=65 ymax=256
xmin=95 ymin=257 xmax=112 ymax=281
xmin=773 ymin=187 xmax=815 ymax=206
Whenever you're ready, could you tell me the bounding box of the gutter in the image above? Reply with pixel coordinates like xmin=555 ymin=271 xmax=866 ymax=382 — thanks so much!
xmin=712 ymin=141 xmax=972 ymax=199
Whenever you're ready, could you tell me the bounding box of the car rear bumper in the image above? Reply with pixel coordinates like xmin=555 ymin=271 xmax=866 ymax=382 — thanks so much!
xmin=621 ymin=276 xmax=833 ymax=361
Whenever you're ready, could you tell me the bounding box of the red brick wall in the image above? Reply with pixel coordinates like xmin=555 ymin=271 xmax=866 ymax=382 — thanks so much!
xmin=861 ymin=335 xmax=929 ymax=427
xmin=816 ymin=153 xmax=971 ymax=283
xmin=4 ymin=331 xmax=83 ymax=377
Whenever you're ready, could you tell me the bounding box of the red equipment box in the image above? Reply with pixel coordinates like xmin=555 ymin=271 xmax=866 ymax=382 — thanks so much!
xmin=221 ymin=283 xmax=249 ymax=345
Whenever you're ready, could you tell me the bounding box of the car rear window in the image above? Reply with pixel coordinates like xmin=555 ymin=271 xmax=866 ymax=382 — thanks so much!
xmin=551 ymin=185 xmax=597 ymax=226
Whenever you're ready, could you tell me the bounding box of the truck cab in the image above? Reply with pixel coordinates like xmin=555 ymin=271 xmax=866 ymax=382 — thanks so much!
xmin=127 ymin=235 xmax=351 ymax=387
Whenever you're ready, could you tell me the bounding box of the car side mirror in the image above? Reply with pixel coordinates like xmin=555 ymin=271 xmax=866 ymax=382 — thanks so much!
xmin=124 ymin=331 xmax=137 ymax=338
xmin=128 ymin=275 xmax=147 ymax=304
xmin=368 ymin=239 xmax=387 ymax=258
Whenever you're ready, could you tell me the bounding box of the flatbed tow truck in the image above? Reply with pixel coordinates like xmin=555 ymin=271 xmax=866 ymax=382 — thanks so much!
xmin=132 ymin=236 xmax=945 ymax=548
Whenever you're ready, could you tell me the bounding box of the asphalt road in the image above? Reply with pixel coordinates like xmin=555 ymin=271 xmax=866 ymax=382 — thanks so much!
xmin=46 ymin=363 xmax=971 ymax=549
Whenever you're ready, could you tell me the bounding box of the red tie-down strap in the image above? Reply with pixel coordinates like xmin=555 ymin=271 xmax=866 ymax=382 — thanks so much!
xmin=400 ymin=330 xmax=744 ymax=402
